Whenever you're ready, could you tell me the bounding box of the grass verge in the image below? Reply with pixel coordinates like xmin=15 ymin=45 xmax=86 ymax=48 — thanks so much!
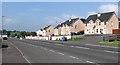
xmin=97 ymin=40 xmax=120 ymax=45
xmin=67 ymin=37 xmax=82 ymax=41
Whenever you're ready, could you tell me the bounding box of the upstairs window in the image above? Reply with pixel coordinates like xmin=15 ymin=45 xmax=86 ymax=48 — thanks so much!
xmin=75 ymin=25 xmax=77 ymax=29
xmin=96 ymin=19 xmax=100 ymax=25
xmin=111 ymin=21 xmax=113 ymax=27
xmin=99 ymin=22 xmax=101 ymax=25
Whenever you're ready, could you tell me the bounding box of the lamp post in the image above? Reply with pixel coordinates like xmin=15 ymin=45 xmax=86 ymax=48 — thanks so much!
xmin=1 ymin=16 xmax=4 ymax=47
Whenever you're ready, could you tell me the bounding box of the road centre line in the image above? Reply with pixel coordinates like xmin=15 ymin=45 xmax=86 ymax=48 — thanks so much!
xmin=69 ymin=56 xmax=79 ymax=59
xmin=86 ymin=61 xmax=94 ymax=63
xmin=70 ymin=46 xmax=75 ymax=47
xmin=86 ymin=60 xmax=94 ymax=63
xmin=85 ymin=44 xmax=118 ymax=48
xmin=75 ymin=46 xmax=90 ymax=50
xmin=104 ymin=50 xmax=119 ymax=54
xmin=55 ymin=44 xmax=64 ymax=46
xmin=57 ymin=52 xmax=65 ymax=55
xmin=49 ymin=50 xmax=55 ymax=52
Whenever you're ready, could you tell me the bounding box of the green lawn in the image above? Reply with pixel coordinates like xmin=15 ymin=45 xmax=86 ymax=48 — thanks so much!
xmin=98 ymin=40 xmax=120 ymax=45
xmin=52 ymin=37 xmax=82 ymax=42
xmin=67 ymin=37 xmax=82 ymax=41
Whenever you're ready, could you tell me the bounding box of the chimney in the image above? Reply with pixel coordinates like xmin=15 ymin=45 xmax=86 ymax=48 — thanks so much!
xmin=69 ymin=18 xmax=71 ymax=22
xmin=97 ymin=13 xmax=101 ymax=17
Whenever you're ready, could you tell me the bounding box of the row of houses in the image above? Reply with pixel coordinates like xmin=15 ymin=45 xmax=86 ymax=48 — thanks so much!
xmin=37 ymin=12 xmax=119 ymax=37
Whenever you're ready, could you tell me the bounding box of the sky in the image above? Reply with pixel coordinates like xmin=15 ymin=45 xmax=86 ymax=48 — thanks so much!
xmin=2 ymin=2 xmax=119 ymax=32
xmin=2 ymin=0 xmax=120 ymax=2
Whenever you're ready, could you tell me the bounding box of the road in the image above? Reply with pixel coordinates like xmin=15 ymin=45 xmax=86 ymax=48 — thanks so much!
xmin=2 ymin=38 xmax=119 ymax=65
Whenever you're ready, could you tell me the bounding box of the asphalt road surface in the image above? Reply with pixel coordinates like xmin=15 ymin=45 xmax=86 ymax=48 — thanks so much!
xmin=2 ymin=38 xmax=119 ymax=65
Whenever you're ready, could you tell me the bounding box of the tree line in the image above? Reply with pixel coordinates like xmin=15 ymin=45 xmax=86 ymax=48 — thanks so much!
xmin=3 ymin=30 xmax=37 ymax=38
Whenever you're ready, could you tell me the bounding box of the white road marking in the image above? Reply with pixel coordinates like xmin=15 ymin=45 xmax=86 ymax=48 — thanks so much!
xmin=29 ymin=44 xmax=38 ymax=47
xmin=10 ymin=43 xmax=31 ymax=64
xmin=75 ymin=46 xmax=90 ymax=50
xmin=57 ymin=52 xmax=64 ymax=55
xmin=49 ymin=50 xmax=55 ymax=52
xmin=85 ymin=44 xmax=118 ymax=48
xmin=55 ymin=44 xmax=64 ymax=46
xmin=104 ymin=50 xmax=119 ymax=54
xmin=42 ymin=48 xmax=47 ymax=50
xmin=69 ymin=56 xmax=79 ymax=59
xmin=70 ymin=46 xmax=75 ymax=47
xmin=86 ymin=60 xmax=94 ymax=63
xmin=46 ymin=43 xmax=50 ymax=44
xmin=21 ymin=42 xmax=38 ymax=48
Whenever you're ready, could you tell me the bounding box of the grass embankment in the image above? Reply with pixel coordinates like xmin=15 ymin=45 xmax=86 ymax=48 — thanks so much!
xmin=98 ymin=40 xmax=120 ymax=45
xmin=67 ymin=37 xmax=82 ymax=41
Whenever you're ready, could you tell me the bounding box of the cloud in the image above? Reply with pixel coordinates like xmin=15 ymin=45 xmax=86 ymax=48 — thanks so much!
xmin=46 ymin=17 xmax=63 ymax=24
xmin=87 ymin=4 xmax=118 ymax=17
xmin=3 ymin=17 xmax=15 ymax=25
xmin=99 ymin=4 xmax=118 ymax=13
xmin=46 ymin=14 xmax=83 ymax=25
xmin=63 ymin=14 xmax=82 ymax=19
xmin=87 ymin=11 xmax=97 ymax=16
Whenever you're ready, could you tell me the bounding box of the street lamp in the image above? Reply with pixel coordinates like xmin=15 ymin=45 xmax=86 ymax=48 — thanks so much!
xmin=0 ymin=16 xmax=4 ymax=47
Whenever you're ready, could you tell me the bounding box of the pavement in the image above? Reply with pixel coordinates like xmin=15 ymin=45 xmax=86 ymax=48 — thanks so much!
xmin=2 ymin=40 xmax=28 ymax=63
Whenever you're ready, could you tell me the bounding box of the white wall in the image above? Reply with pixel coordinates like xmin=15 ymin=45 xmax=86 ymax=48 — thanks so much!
xmin=25 ymin=35 xmax=71 ymax=41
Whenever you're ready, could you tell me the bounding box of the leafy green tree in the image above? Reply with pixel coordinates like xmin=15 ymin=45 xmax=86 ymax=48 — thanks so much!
xmin=30 ymin=32 xmax=37 ymax=36
xmin=20 ymin=31 xmax=26 ymax=38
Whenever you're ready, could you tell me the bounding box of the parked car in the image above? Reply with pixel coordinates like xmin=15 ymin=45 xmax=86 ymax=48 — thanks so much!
xmin=3 ymin=37 xmax=7 ymax=40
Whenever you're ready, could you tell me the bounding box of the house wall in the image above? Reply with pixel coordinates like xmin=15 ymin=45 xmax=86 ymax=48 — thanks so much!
xmin=46 ymin=26 xmax=54 ymax=36
xmin=71 ymin=19 xmax=85 ymax=33
xmin=94 ymin=22 xmax=106 ymax=34
xmin=54 ymin=28 xmax=59 ymax=35
xmin=85 ymin=20 xmax=95 ymax=34
xmin=36 ymin=30 xmax=46 ymax=36
xmin=85 ymin=13 xmax=119 ymax=34
xmin=106 ymin=14 xmax=119 ymax=34
xmin=60 ymin=25 xmax=71 ymax=35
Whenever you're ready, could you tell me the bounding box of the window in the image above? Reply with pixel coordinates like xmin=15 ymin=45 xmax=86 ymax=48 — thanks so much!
xmin=100 ymin=29 xmax=103 ymax=32
xmin=100 ymin=29 xmax=103 ymax=34
xmin=111 ymin=21 xmax=113 ymax=27
xmin=75 ymin=25 xmax=77 ymax=29
xmin=96 ymin=29 xmax=98 ymax=33
xmin=99 ymin=22 xmax=101 ymax=25
xmin=96 ymin=19 xmax=100 ymax=25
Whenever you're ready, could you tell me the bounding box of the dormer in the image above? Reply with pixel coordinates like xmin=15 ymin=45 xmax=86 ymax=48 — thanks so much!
xmin=97 ymin=13 xmax=101 ymax=17
xmin=96 ymin=19 xmax=100 ymax=25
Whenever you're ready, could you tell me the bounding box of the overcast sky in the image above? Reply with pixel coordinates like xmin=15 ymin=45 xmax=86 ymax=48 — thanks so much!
xmin=2 ymin=2 xmax=119 ymax=32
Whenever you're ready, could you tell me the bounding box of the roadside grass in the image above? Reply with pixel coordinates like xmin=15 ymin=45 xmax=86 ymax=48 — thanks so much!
xmin=97 ymin=40 xmax=120 ymax=45
xmin=51 ymin=37 xmax=82 ymax=42
xmin=67 ymin=37 xmax=82 ymax=41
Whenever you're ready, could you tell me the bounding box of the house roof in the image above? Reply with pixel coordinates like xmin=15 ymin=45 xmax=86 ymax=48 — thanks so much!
xmin=43 ymin=25 xmax=51 ymax=30
xmin=54 ymin=18 xmax=85 ymax=29
xmin=86 ymin=12 xmax=115 ymax=23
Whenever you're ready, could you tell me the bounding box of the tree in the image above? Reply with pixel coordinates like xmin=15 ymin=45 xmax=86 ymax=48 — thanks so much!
xmin=30 ymin=32 xmax=37 ymax=36
xmin=20 ymin=31 xmax=26 ymax=38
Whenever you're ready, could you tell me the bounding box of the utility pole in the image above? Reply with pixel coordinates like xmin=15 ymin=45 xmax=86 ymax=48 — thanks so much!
xmin=0 ymin=16 xmax=3 ymax=47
